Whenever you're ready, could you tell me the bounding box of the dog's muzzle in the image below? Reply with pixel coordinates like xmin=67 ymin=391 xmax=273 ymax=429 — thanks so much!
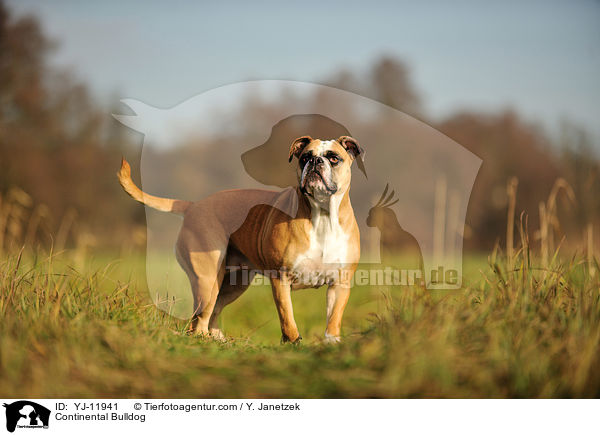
xmin=300 ymin=156 xmax=338 ymax=196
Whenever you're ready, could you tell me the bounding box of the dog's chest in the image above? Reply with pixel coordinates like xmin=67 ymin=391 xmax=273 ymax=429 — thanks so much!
xmin=290 ymin=209 xmax=349 ymax=288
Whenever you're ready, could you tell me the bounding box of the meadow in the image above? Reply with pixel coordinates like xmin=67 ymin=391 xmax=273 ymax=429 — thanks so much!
xmin=1 ymin=232 xmax=598 ymax=398
xmin=0 ymin=175 xmax=597 ymax=398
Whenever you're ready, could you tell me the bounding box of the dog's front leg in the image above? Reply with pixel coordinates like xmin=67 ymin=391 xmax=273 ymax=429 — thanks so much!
xmin=324 ymin=283 xmax=351 ymax=343
xmin=270 ymin=276 xmax=301 ymax=343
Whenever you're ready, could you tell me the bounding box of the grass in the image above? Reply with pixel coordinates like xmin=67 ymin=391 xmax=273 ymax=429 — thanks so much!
xmin=1 ymin=241 xmax=599 ymax=398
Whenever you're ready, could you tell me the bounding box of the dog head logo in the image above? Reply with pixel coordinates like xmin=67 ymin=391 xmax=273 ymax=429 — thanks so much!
xmin=114 ymin=80 xmax=481 ymax=318
xmin=240 ymin=114 xmax=367 ymax=189
xmin=3 ymin=401 xmax=50 ymax=433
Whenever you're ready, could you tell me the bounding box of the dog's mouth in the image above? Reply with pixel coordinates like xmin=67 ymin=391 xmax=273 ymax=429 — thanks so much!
xmin=301 ymin=168 xmax=337 ymax=197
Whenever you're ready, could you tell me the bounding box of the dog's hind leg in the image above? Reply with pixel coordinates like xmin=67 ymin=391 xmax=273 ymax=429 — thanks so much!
xmin=176 ymin=227 xmax=228 ymax=336
xmin=208 ymin=268 xmax=254 ymax=339
xmin=191 ymin=261 xmax=225 ymax=335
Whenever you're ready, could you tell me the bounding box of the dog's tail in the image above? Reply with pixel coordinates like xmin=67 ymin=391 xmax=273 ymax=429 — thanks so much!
xmin=117 ymin=158 xmax=191 ymax=215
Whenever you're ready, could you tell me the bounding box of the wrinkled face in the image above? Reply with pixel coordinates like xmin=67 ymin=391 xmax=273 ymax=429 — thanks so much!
xmin=289 ymin=136 xmax=363 ymax=205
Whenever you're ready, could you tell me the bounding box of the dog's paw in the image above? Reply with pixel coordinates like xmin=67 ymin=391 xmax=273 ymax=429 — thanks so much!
xmin=323 ymin=332 xmax=341 ymax=344
xmin=281 ymin=333 xmax=302 ymax=344
xmin=209 ymin=328 xmax=227 ymax=342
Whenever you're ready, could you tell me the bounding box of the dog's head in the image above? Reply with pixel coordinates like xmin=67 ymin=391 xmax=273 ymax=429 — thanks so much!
xmin=289 ymin=135 xmax=363 ymax=205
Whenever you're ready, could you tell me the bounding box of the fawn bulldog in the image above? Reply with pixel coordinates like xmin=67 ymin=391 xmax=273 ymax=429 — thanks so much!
xmin=118 ymin=135 xmax=363 ymax=343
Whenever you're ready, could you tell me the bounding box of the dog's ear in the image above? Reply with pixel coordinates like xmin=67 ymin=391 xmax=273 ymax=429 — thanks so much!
xmin=337 ymin=136 xmax=363 ymax=160
xmin=288 ymin=136 xmax=313 ymax=162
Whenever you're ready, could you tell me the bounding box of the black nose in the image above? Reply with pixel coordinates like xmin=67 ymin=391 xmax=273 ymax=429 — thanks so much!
xmin=310 ymin=156 xmax=325 ymax=167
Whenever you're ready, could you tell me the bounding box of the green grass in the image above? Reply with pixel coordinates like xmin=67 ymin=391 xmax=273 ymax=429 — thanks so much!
xmin=0 ymin=246 xmax=599 ymax=398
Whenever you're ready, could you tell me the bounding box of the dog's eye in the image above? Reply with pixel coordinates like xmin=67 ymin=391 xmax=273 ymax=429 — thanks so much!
xmin=328 ymin=155 xmax=340 ymax=165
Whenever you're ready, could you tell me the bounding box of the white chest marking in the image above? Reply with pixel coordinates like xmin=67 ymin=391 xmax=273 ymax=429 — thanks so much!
xmin=291 ymin=195 xmax=349 ymax=288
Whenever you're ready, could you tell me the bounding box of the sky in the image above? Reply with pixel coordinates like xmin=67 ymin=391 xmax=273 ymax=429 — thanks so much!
xmin=7 ymin=0 xmax=600 ymax=144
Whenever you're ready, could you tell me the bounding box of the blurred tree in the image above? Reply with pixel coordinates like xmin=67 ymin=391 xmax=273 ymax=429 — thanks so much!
xmin=558 ymin=121 xmax=600 ymax=236
xmin=370 ymin=56 xmax=422 ymax=116
xmin=0 ymin=1 xmax=140 ymax=249
xmin=438 ymin=111 xmax=562 ymax=249
xmin=325 ymin=56 xmax=422 ymax=117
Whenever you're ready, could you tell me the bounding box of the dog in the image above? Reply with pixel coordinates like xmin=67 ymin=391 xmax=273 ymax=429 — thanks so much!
xmin=118 ymin=135 xmax=363 ymax=343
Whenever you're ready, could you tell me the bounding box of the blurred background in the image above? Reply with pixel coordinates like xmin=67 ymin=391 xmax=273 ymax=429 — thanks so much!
xmin=1 ymin=0 xmax=599 ymax=256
